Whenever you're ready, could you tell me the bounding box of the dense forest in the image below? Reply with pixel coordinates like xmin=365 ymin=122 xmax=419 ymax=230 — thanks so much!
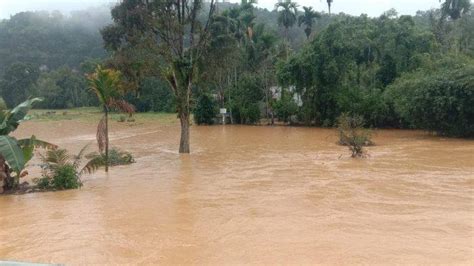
xmin=0 ymin=0 xmax=472 ymax=137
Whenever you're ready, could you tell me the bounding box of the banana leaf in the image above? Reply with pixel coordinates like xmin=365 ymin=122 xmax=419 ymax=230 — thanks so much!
xmin=0 ymin=135 xmax=25 ymax=173
xmin=0 ymin=98 xmax=43 ymax=135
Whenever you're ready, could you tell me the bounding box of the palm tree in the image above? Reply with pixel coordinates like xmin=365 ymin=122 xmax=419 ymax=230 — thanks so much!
xmin=440 ymin=0 xmax=471 ymax=20
xmin=87 ymin=66 xmax=134 ymax=172
xmin=221 ymin=0 xmax=257 ymax=47
xmin=275 ymin=0 xmax=299 ymax=41
xmin=298 ymin=6 xmax=321 ymax=39
xmin=327 ymin=0 xmax=334 ymax=14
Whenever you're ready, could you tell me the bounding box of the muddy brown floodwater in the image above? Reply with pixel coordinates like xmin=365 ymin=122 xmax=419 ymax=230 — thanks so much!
xmin=0 ymin=119 xmax=473 ymax=265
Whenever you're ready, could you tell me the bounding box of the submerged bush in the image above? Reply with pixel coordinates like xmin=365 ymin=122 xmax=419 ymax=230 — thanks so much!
xmin=35 ymin=147 xmax=104 ymax=190
xmin=36 ymin=163 xmax=82 ymax=190
xmin=337 ymin=113 xmax=373 ymax=157
xmin=50 ymin=164 xmax=82 ymax=189
xmin=87 ymin=148 xmax=135 ymax=166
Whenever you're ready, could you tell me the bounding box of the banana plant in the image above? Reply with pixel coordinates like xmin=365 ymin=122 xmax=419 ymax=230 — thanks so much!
xmin=0 ymin=98 xmax=56 ymax=191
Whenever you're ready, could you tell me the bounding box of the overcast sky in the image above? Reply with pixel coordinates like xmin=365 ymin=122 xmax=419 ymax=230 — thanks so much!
xmin=0 ymin=0 xmax=442 ymax=19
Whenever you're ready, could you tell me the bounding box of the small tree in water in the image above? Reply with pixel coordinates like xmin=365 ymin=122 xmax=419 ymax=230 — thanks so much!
xmin=337 ymin=113 xmax=373 ymax=157
xmin=87 ymin=67 xmax=134 ymax=172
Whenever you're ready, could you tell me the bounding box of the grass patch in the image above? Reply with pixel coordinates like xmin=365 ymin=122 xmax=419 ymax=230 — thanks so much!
xmin=29 ymin=108 xmax=178 ymax=124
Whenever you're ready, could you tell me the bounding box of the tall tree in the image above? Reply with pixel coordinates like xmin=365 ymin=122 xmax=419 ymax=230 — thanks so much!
xmin=275 ymin=0 xmax=298 ymax=41
xmin=298 ymin=6 xmax=321 ymax=39
xmin=102 ymin=0 xmax=216 ymax=154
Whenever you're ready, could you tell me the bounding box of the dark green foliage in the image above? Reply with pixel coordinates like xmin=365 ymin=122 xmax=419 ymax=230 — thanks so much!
xmin=273 ymin=90 xmax=298 ymax=123
xmin=49 ymin=164 xmax=82 ymax=190
xmin=278 ymin=15 xmax=438 ymax=127
xmin=36 ymin=164 xmax=82 ymax=190
xmin=386 ymin=63 xmax=474 ymax=137
xmin=36 ymin=66 xmax=95 ymax=109
xmin=125 ymin=78 xmax=175 ymax=112
xmin=336 ymin=87 xmax=392 ymax=127
xmin=230 ymin=74 xmax=264 ymax=124
xmin=35 ymin=175 xmax=52 ymax=190
xmin=194 ymin=94 xmax=218 ymax=125
xmin=0 ymin=63 xmax=40 ymax=108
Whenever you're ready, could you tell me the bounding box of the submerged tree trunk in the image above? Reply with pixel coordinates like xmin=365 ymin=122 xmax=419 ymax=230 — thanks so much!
xmin=105 ymin=109 xmax=109 ymax=172
xmin=179 ymin=112 xmax=190 ymax=153
xmin=166 ymin=66 xmax=192 ymax=154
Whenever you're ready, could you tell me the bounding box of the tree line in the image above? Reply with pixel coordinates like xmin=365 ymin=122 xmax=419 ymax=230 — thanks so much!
xmin=0 ymin=0 xmax=472 ymax=154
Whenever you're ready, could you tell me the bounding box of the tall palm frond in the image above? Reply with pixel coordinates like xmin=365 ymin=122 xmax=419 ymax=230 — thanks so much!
xmin=87 ymin=66 xmax=122 ymax=106
xmin=108 ymin=99 xmax=136 ymax=115
xmin=275 ymin=1 xmax=299 ymax=30
xmin=41 ymin=146 xmax=106 ymax=177
xmin=41 ymin=149 xmax=70 ymax=167
xmin=73 ymin=144 xmax=90 ymax=169
xmin=298 ymin=6 xmax=321 ymax=39
xmin=80 ymin=156 xmax=104 ymax=175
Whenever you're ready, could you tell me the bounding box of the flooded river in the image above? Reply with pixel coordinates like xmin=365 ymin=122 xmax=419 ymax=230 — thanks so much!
xmin=1 ymin=118 xmax=473 ymax=264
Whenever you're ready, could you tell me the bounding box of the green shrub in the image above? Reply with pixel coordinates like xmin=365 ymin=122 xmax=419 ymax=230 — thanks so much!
xmin=230 ymin=74 xmax=264 ymax=124
xmin=193 ymin=93 xmax=217 ymax=125
xmin=34 ymin=176 xmax=52 ymax=190
xmin=337 ymin=113 xmax=373 ymax=157
xmin=87 ymin=148 xmax=135 ymax=166
xmin=273 ymin=89 xmax=298 ymax=123
xmin=51 ymin=164 xmax=82 ymax=189
xmin=35 ymin=164 xmax=82 ymax=190
xmin=386 ymin=65 xmax=474 ymax=137
xmin=35 ymin=147 xmax=104 ymax=190
xmin=336 ymin=87 xmax=393 ymax=127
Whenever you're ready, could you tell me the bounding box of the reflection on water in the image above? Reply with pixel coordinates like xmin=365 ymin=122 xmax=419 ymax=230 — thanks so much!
xmin=1 ymin=120 xmax=473 ymax=264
